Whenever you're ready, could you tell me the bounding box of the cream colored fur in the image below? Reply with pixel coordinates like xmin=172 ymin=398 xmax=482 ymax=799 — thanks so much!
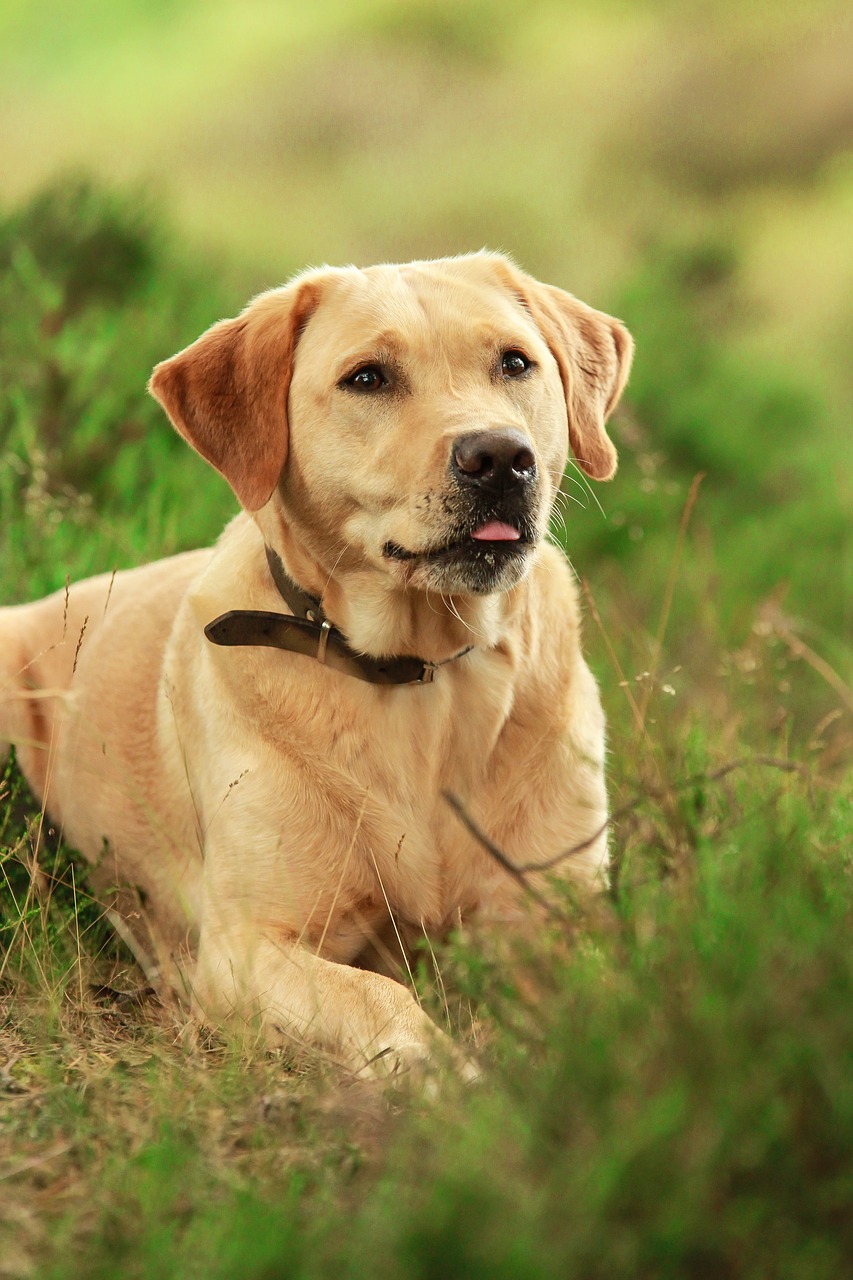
xmin=0 ymin=252 xmax=632 ymax=1078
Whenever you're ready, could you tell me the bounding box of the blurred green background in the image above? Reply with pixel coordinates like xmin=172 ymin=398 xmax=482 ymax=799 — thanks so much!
xmin=2 ymin=7 xmax=853 ymax=1277
xmin=1 ymin=0 xmax=850 ymax=653
xmin=4 ymin=0 xmax=853 ymax=327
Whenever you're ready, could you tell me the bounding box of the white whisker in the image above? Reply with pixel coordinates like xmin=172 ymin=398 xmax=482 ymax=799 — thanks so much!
xmin=565 ymin=459 xmax=606 ymax=520
xmin=320 ymin=541 xmax=351 ymax=608
xmin=424 ymin=584 xmax=442 ymax=618
xmin=556 ymin=487 xmax=586 ymax=512
xmin=440 ymin=591 xmax=489 ymax=643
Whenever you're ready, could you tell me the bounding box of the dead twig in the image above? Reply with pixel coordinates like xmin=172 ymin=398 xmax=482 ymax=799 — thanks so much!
xmin=763 ymin=610 xmax=853 ymax=716
xmin=444 ymin=755 xmax=804 ymax=889
xmin=442 ymin=792 xmax=569 ymax=923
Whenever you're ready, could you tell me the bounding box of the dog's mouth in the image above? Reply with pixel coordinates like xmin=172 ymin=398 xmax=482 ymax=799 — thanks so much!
xmin=383 ymin=517 xmax=536 ymax=573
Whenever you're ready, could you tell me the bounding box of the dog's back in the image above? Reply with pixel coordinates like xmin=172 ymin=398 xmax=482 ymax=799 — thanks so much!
xmin=0 ymin=551 xmax=211 ymax=956
xmin=2 ymin=553 xmax=199 ymax=790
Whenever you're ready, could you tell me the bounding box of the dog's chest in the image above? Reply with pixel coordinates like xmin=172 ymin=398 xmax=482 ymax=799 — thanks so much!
xmin=304 ymin=796 xmax=510 ymax=960
xmin=199 ymin=645 xmax=541 ymax=951
xmin=307 ymin=658 xmax=518 ymax=931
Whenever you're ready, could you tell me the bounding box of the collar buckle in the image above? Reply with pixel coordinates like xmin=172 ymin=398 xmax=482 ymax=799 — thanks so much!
xmin=316 ymin=619 xmax=332 ymax=664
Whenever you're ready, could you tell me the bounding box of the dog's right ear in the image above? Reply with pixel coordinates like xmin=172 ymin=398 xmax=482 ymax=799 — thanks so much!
xmin=149 ymin=281 xmax=319 ymax=511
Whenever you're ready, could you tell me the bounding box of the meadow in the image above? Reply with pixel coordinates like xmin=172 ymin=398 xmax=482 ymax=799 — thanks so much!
xmin=1 ymin=2 xmax=852 ymax=1276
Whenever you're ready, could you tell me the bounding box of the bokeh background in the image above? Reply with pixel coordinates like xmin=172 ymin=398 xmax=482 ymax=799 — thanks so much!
xmin=2 ymin=0 xmax=850 ymax=655
xmin=2 ymin=5 xmax=853 ymax=1277
xmin=5 ymin=0 xmax=853 ymax=319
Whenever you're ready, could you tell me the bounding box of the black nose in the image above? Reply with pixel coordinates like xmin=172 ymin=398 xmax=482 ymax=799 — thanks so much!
xmin=451 ymin=429 xmax=537 ymax=494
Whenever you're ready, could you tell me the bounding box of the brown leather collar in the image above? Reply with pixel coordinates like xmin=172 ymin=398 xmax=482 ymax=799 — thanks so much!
xmin=203 ymin=546 xmax=474 ymax=686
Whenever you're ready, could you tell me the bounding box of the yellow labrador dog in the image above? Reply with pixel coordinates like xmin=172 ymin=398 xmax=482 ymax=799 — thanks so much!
xmin=0 ymin=252 xmax=632 ymax=1076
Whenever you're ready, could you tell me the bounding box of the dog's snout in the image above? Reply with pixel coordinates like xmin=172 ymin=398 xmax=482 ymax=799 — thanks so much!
xmin=451 ymin=429 xmax=537 ymax=493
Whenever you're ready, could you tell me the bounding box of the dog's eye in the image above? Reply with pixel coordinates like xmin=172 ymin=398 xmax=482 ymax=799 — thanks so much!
xmin=343 ymin=365 xmax=387 ymax=393
xmin=501 ymin=350 xmax=533 ymax=378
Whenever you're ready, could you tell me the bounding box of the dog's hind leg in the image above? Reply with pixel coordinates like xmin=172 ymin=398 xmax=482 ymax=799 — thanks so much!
xmin=0 ymin=591 xmax=82 ymax=804
xmin=0 ymin=603 xmax=51 ymax=789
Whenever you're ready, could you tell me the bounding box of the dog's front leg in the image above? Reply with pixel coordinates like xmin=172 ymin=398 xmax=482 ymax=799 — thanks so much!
xmin=192 ymin=924 xmax=472 ymax=1080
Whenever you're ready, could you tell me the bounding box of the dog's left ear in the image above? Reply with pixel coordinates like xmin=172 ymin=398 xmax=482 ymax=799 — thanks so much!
xmin=149 ymin=280 xmax=319 ymax=511
xmin=492 ymin=259 xmax=633 ymax=481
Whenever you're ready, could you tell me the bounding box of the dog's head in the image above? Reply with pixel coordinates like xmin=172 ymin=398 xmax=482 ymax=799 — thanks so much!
xmin=150 ymin=253 xmax=632 ymax=604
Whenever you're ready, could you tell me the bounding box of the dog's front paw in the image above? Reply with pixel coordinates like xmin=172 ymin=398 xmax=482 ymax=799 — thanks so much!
xmin=355 ymin=1028 xmax=480 ymax=1088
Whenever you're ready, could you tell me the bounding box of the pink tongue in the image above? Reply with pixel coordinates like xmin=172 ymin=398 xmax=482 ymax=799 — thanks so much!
xmin=472 ymin=521 xmax=521 ymax=542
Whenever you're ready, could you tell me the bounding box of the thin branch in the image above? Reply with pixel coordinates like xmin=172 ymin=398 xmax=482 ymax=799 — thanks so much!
xmin=770 ymin=617 xmax=853 ymax=716
xmin=445 ymin=755 xmax=803 ymax=885
xmin=441 ymin=791 xmax=567 ymax=922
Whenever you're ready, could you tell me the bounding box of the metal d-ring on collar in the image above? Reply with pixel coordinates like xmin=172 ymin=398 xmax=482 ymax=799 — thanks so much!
xmin=202 ymin=545 xmax=473 ymax=686
xmin=315 ymin=619 xmax=332 ymax=664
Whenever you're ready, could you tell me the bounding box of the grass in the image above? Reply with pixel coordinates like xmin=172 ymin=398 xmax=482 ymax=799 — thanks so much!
xmin=1 ymin=169 xmax=852 ymax=1280
xmin=3 ymin=729 xmax=851 ymax=1277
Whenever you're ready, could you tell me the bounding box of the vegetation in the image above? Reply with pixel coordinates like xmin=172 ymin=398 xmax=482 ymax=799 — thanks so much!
xmin=1 ymin=2 xmax=851 ymax=1277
